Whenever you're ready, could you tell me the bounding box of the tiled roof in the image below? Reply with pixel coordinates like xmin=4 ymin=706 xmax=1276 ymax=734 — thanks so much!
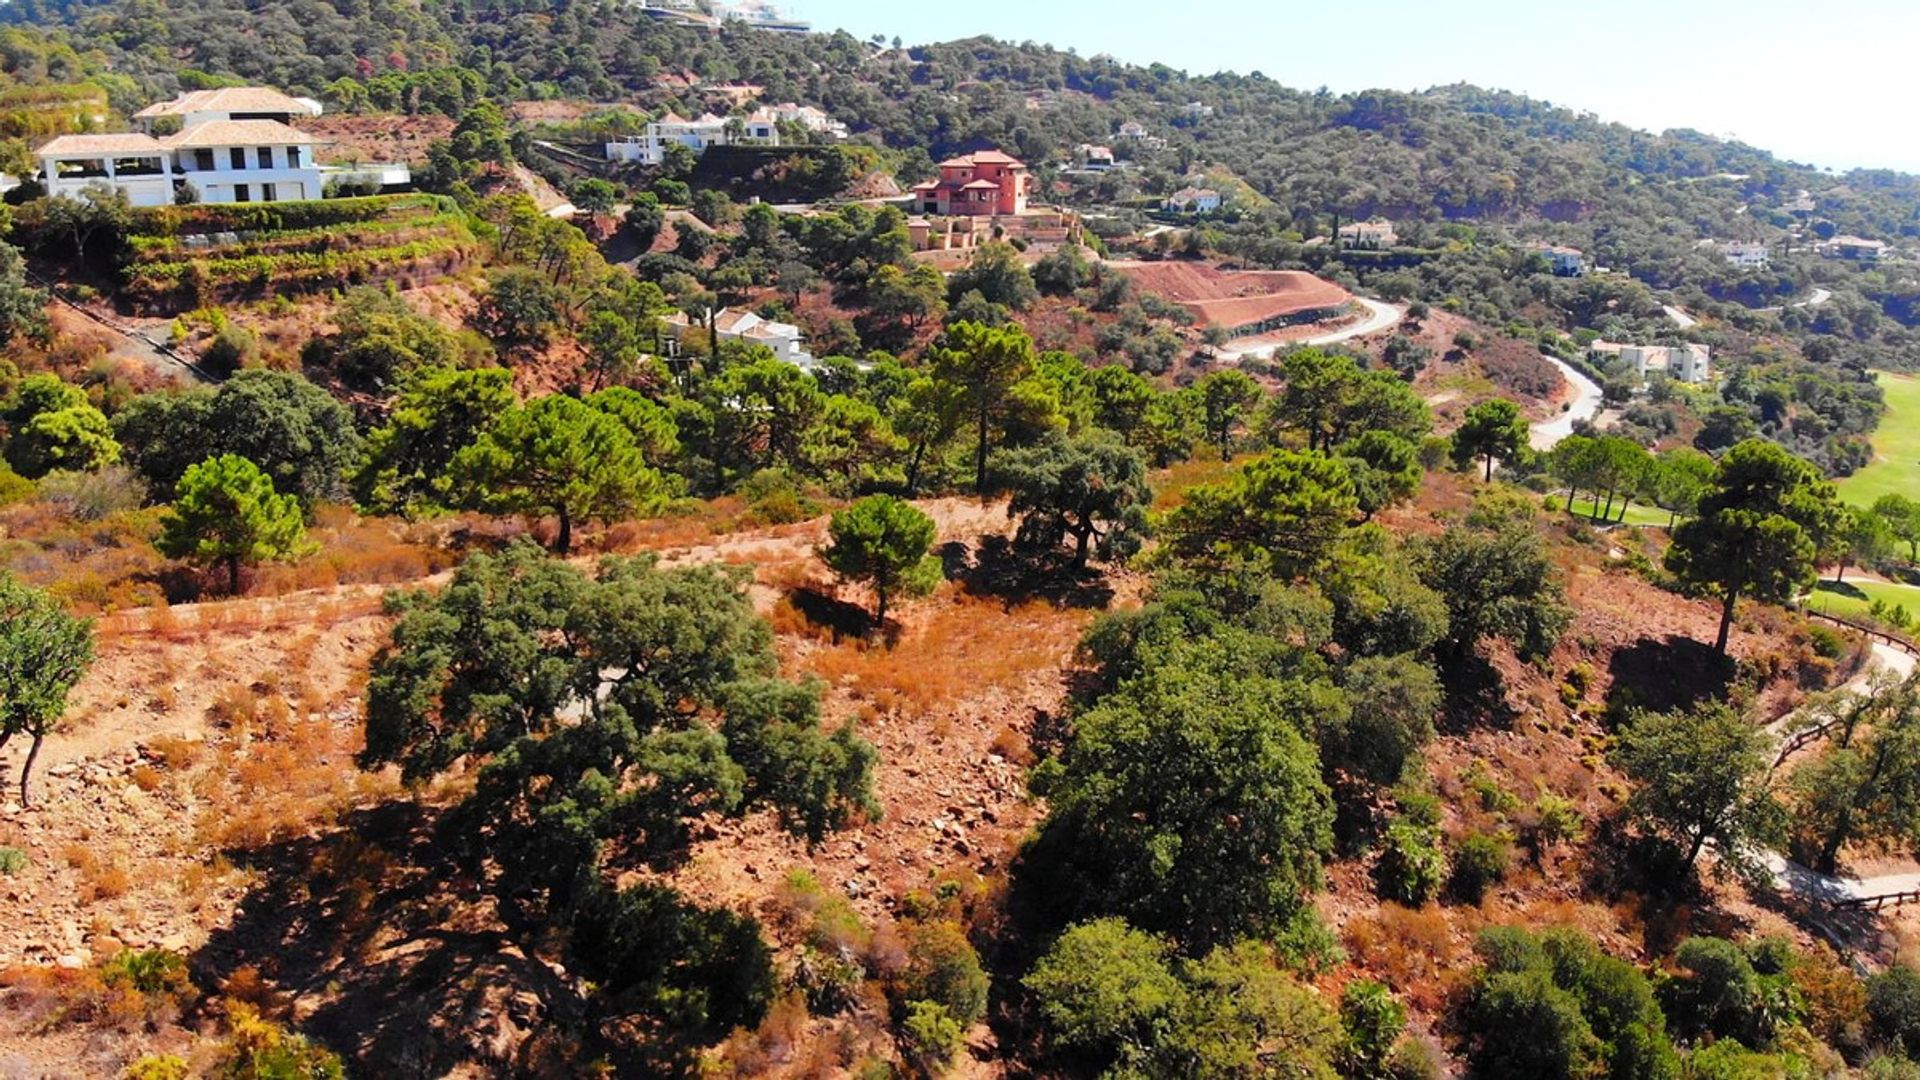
xmin=165 ymin=119 xmax=326 ymax=149
xmin=134 ymin=87 xmax=316 ymax=119
xmin=961 ymin=179 xmax=1001 ymax=190
xmin=36 ymin=132 xmax=168 ymax=156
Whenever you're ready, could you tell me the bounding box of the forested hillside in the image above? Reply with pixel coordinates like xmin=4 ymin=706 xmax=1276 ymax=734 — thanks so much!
xmin=4 ymin=3 xmax=1920 ymax=1078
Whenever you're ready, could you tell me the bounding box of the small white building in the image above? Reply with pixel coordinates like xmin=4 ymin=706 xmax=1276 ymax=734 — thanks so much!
xmin=1530 ymin=242 xmax=1588 ymax=276
xmin=1337 ymin=218 xmax=1398 ymax=250
xmin=757 ymin=102 xmax=847 ymax=139
xmin=1163 ymin=186 xmax=1221 ymax=213
xmin=605 ymin=111 xmax=779 ymax=165
xmin=36 ymin=87 xmax=331 ymax=206
xmin=1719 ymin=240 xmax=1771 ymax=269
xmin=1074 ymin=144 xmax=1115 ymax=171
xmin=1182 ymin=101 xmax=1214 ymax=118
xmin=1597 ymin=341 xmax=1712 ymax=385
xmin=664 ymin=308 xmax=816 ymax=369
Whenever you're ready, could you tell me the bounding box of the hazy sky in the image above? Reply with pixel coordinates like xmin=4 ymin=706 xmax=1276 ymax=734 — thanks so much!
xmin=790 ymin=0 xmax=1920 ymax=174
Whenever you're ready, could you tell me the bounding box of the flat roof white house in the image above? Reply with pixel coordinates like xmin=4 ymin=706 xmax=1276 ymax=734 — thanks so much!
xmin=1716 ymin=240 xmax=1771 ymax=269
xmin=35 ymin=87 xmax=332 ymax=206
xmin=606 ymin=110 xmax=781 ymax=165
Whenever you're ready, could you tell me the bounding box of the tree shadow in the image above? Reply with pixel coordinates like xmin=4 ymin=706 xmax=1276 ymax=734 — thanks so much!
xmin=1605 ymin=635 xmax=1733 ymax=720
xmin=191 ymin=800 xmax=595 ymax=1078
xmin=947 ymin=535 xmax=1115 ymax=612
xmin=1813 ymin=580 xmax=1869 ymax=604
xmin=1435 ymin=651 xmax=1520 ymax=733
xmin=784 ymin=585 xmax=882 ymax=643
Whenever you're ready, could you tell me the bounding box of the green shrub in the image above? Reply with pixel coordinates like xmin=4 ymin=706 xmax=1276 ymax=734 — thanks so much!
xmin=101 ymin=948 xmax=189 ymax=997
xmin=123 ymin=1056 xmax=188 ymax=1080
xmin=0 ymin=848 xmax=25 ymax=875
xmin=900 ymin=921 xmax=988 ymax=1025
xmin=899 ymin=1000 xmax=965 ymax=1077
xmin=1868 ymin=965 xmax=1920 ymax=1056
xmin=1375 ymin=820 xmax=1447 ymax=906
xmin=1024 ymin=918 xmax=1181 ymax=1065
xmin=1341 ymin=979 xmax=1407 ymax=1076
xmin=35 ymin=465 xmax=147 ymax=521
xmin=1467 ymin=970 xmax=1601 ymax=1079
xmin=1450 ymin=830 xmax=1513 ymax=903
xmin=0 ymin=462 xmax=32 ymax=507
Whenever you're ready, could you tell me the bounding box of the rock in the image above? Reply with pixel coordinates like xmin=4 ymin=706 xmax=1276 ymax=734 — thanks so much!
xmin=46 ymin=763 xmax=76 ymax=779
xmin=853 ymin=855 xmax=871 ymax=871
xmin=55 ymin=953 xmax=83 ymax=970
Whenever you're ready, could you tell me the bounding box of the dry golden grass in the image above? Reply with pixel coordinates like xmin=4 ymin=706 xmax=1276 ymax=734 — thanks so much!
xmin=1149 ymin=451 xmax=1258 ymax=512
xmin=1343 ymin=903 xmax=1462 ymax=998
xmin=791 ymin=586 xmax=1088 ymax=719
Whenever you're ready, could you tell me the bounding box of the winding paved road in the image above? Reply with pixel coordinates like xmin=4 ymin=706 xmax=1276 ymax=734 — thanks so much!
xmin=1529 ymin=354 xmax=1606 ymax=451
xmin=1209 ymin=297 xmax=1405 ymax=363
xmin=1757 ymin=644 xmax=1920 ymax=905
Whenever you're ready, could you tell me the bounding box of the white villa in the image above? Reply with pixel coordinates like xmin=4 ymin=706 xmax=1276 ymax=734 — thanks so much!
xmin=760 ymin=102 xmax=847 ymax=139
xmin=664 ymin=307 xmax=816 ymax=369
xmin=1163 ymin=186 xmax=1221 ymax=213
xmin=606 ymin=111 xmax=778 ymax=165
xmin=36 ymin=87 xmax=335 ymax=206
xmin=1718 ymin=240 xmax=1771 ymax=269
xmin=1592 ymin=341 xmax=1712 ymax=384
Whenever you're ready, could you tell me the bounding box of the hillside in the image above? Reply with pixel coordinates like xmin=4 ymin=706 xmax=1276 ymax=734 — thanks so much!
xmin=0 ymin=4 xmax=1919 ymax=1079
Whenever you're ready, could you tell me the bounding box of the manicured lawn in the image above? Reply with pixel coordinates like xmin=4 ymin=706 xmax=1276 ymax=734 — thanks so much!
xmin=1838 ymin=371 xmax=1920 ymax=508
xmin=1805 ymin=576 xmax=1920 ymax=621
xmin=1550 ymin=491 xmax=1673 ymax=527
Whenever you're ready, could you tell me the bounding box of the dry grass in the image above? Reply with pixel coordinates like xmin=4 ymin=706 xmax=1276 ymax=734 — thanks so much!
xmin=1149 ymin=452 xmax=1257 ymax=511
xmin=791 ymin=586 xmax=1088 ymax=719
xmin=1343 ymin=903 xmax=1463 ymax=1008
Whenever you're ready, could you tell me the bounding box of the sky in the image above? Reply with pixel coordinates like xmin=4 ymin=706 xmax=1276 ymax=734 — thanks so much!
xmin=787 ymin=0 xmax=1920 ymax=174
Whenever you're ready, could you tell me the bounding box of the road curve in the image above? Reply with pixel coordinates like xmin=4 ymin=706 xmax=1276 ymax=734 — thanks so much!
xmin=1757 ymin=643 xmax=1920 ymax=904
xmin=1209 ymin=297 xmax=1405 ymax=363
xmin=1529 ymin=354 xmax=1605 ymax=451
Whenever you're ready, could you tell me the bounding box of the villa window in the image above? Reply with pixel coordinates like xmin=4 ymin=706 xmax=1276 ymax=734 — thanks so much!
xmin=257 ymin=147 xmax=273 ymax=169
xmin=194 ymin=149 xmax=214 ymax=172
xmin=230 ymin=148 xmax=246 ymax=170
xmin=288 ymin=147 xmax=301 ymax=168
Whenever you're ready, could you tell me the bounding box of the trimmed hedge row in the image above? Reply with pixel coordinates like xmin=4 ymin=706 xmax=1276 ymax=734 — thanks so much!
xmin=128 ymin=193 xmax=456 ymax=238
xmin=126 ymin=211 xmax=469 ymax=263
xmin=124 ymin=235 xmax=478 ymax=298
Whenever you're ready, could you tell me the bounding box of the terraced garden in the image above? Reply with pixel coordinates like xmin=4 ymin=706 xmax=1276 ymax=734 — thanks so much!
xmin=120 ymin=194 xmax=479 ymax=307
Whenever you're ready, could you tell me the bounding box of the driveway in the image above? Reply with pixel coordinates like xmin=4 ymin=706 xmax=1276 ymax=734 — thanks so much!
xmin=1528 ymin=354 xmax=1605 ymax=450
xmin=1209 ymin=296 xmax=1404 ymax=363
xmin=1663 ymin=304 xmax=1698 ymax=329
xmin=1755 ymin=643 xmax=1920 ymax=905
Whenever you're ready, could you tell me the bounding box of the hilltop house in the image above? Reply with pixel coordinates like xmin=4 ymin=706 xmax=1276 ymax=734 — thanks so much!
xmin=1163 ymin=186 xmax=1221 ymax=213
xmin=1337 ymin=219 xmax=1398 ymax=250
xmin=759 ymin=102 xmax=847 ymax=139
xmin=910 ymin=150 xmax=1030 ymax=217
xmin=35 ymin=86 xmax=334 ymax=206
xmin=1074 ymin=144 xmax=1116 ymax=171
xmin=1825 ymin=235 xmax=1888 ymax=262
xmin=1115 ymin=121 xmax=1164 ymax=149
xmin=605 ymin=111 xmax=779 ymax=164
xmin=1719 ymin=240 xmax=1771 ymax=269
xmin=1531 ymin=242 xmax=1589 ymax=276
xmin=663 ymin=307 xmax=815 ymax=368
xmin=1592 ymin=341 xmax=1712 ymax=384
